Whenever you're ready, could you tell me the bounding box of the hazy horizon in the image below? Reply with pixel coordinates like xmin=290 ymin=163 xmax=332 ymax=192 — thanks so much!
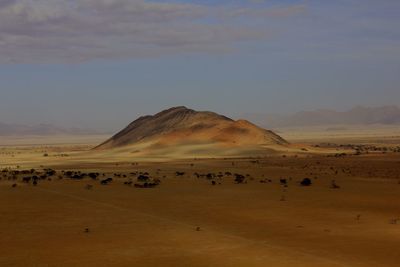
xmin=1 ymin=104 xmax=400 ymax=134
xmin=1 ymin=0 xmax=399 ymax=131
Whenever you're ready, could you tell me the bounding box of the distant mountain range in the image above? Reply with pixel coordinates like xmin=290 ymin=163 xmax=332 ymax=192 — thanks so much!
xmin=3 ymin=105 xmax=399 ymax=136
xmin=0 ymin=122 xmax=100 ymax=136
xmin=243 ymin=106 xmax=400 ymax=128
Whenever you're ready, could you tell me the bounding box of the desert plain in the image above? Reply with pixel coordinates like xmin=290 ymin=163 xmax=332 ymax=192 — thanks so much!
xmin=0 ymin=127 xmax=400 ymax=267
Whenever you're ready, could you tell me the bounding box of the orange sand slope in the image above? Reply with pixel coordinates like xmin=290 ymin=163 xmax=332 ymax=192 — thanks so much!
xmin=95 ymin=107 xmax=288 ymax=157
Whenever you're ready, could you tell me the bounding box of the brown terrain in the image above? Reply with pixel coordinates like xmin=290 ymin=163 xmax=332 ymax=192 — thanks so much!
xmin=95 ymin=106 xmax=288 ymax=158
xmin=0 ymin=107 xmax=400 ymax=267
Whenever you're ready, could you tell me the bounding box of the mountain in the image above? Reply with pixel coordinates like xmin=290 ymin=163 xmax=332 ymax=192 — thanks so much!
xmin=243 ymin=106 xmax=400 ymax=128
xmin=95 ymin=106 xmax=288 ymax=156
xmin=0 ymin=122 xmax=99 ymax=136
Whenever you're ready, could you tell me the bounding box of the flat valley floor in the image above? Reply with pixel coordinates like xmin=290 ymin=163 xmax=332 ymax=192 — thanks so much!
xmin=0 ymin=131 xmax=400 ymax=267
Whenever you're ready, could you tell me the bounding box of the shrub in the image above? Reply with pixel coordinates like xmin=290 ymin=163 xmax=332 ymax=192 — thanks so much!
xmin=300 ymin=178 xmax=312 ymax=186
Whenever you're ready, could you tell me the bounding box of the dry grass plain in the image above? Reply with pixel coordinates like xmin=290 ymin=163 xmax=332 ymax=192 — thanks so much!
xmin=1 ymin=129 xmax=400 ymax=267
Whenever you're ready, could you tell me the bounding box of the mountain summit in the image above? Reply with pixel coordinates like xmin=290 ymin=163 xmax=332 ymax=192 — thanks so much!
xmin=95 ymin=107 xmax=287 ymax=156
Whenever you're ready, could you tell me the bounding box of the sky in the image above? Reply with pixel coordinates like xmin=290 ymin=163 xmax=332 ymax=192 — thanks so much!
xmin=0 ymin=0 xmax=399 ymax=131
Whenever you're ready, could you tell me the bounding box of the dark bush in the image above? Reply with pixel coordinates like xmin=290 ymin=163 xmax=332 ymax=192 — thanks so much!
xmin=137 ymin=175 xmax=150 ymax=181
xmin=300 ymin=178 xmax=312 ymax=186
xmin=234 ymin=174 xmax=245 ymax=184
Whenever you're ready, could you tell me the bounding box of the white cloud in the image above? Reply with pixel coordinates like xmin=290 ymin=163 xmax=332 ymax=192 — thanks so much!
xmin=0 ymin=0 xmax=305 ymax=63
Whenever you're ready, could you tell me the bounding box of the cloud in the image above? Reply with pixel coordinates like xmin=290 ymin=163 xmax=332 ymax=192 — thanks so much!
xmin=224 ymin=4 xmax=306 ymax=18
xmin=0 ymin=0 xmax=306 ymax=63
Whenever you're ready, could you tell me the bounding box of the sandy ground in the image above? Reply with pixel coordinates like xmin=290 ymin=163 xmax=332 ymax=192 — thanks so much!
xmin=0 ymin=132 xmax=400 ymax=267
xmin=278 ymin=124 xmax=400 ymax=144
xmin=0 ymin=134 xmax=110 ymax=146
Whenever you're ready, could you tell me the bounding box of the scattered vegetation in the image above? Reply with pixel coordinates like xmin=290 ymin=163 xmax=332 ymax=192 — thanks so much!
xmin=300 ymin=178 xmax=312 ymax=186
